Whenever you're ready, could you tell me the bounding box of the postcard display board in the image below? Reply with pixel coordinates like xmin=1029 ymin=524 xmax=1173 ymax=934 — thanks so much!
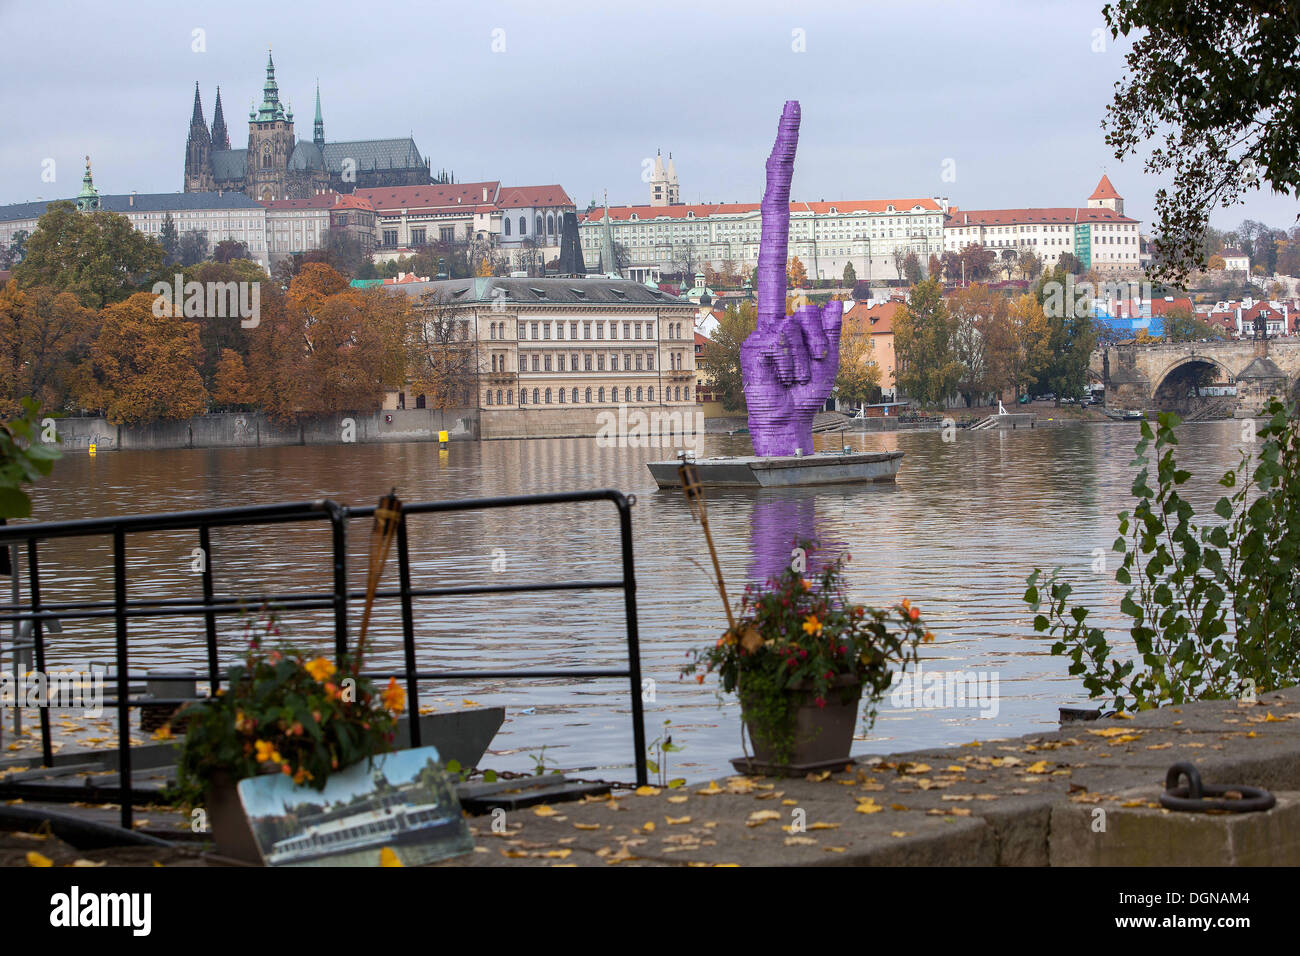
xmin=238 ymin=746 xmax=474 ymax=866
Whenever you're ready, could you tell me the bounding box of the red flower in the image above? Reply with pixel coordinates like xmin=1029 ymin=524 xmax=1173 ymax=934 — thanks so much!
xmin=814 ymin=696 xmax=826 ymax=709
xmin=799 ymin=649 xmax=807 ymax=660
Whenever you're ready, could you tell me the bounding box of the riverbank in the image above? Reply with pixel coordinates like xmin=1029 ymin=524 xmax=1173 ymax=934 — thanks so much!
xmin=5 ymin=687 xmax=1297 ymax=866
xmin=45 ymin=408 xmax=479 ymax=452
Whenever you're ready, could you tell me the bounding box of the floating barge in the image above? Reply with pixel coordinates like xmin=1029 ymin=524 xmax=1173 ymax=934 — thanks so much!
xmin=647 ymin=451 xmax=903 ymax=489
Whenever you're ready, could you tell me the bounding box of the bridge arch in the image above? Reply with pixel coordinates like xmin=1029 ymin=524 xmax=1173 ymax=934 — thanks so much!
xmin=1150 ymin=354 xmax=1239 ymax=413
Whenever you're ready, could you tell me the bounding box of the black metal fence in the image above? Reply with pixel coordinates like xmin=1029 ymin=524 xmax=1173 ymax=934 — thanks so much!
xmin=0 ymin=490 xmax=646 ymax=829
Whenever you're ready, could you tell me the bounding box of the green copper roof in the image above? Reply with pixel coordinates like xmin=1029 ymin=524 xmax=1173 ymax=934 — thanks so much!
xmin=253 ymin=49 xmax=286 ymax=122
xmin=76 ymin=156 xmax=99 ymax=212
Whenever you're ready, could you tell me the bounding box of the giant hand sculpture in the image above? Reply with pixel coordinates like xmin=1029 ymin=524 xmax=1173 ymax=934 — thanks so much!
xmin=741 ymin=101 xmax=843 ymax=457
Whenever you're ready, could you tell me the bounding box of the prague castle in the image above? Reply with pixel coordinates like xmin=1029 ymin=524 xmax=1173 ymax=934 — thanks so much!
xmin=184 ymin=50 xmax=433 ymax=200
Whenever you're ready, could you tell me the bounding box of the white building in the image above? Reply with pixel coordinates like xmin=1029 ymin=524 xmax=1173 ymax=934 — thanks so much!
xmin=578 ymin=197 xmax=949 ymax=282
xmin=261 ymin=192 xmax=376 ymax=266
xmin=357 ymin=182 xmax=575 ymax=271
xmin=0 ymin=159 xmax=270 ymax=267
xmin=942 ymin=176 xmax=1142 ymax=274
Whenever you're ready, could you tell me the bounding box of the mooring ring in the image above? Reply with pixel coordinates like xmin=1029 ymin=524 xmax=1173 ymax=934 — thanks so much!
xmin=1159 ymin=762 xmax=1275 ymax=813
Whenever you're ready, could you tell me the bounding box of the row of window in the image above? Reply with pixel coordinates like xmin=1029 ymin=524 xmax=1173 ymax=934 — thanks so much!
xmin=503 ymin=213 xmax=562 ymax=238
xmin=501 ymin=320 xmax=671 ymax=342
xmin=491 ymin=352 xmax=663 ymax=372
xmin=485 ymin=385 xmax=693 ymax=406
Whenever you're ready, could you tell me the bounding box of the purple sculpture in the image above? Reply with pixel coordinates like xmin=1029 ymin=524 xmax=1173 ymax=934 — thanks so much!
xmin=741 ymin=101 xmax=843 ymax=457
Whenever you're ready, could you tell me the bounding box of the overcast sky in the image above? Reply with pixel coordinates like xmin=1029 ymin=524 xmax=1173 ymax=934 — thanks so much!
xmin=1 ymin=0 xmax=1295 ymax=234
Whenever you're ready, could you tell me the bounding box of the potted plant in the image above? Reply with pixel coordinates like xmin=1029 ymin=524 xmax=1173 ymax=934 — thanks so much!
xmin=683 ymin=543 xmax=932 ymax=770
xmin=169 ymin=612 xmax=407 ymax=862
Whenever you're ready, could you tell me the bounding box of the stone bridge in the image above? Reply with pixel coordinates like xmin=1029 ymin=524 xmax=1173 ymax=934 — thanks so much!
xmin=1091 ymin=339 xmax=1300 ymax=414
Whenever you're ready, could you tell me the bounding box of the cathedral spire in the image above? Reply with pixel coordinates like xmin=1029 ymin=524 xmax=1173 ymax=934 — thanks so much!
xmin=211 ymin=85 xmax=230 ymax=150
xmin=190 ymin=82 xmax=206 ymax=127
xmin=313 ymin=80 xmax=325 ymax=147
xmin=256 ymin=46 xmax=285 ymax=122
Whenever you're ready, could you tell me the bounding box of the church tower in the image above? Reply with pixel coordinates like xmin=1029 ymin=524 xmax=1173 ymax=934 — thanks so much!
xmin=649 ymin=149 xmax=669 ymax=207
xmin=211 ymin=86 xmax=231 ymax=151
xmin=184 ymin=83 xmax=216 ymax=192
xmin=1088 ymin=174 xmax=1124 ymax=216
xmin=665 ymin=152 xmax=680 ymax=205
xmin=245 ymin=49 xmax=295 ymax=202
xmin=76 ymin=156 xmax=100 ymax=212
xmin=313 ymin=81 xmax=325 ymax=148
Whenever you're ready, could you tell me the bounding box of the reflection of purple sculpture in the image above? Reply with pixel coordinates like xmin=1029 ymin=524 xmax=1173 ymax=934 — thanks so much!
xmin=742 ymin=101 xmax=843 ymax=457
xmin=750 ymin=493 xmax=845 ymax=586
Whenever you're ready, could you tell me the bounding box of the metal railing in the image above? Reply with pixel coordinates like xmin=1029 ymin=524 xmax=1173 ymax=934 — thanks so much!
xmin=0 ymin=490 xmax=646 ymax=829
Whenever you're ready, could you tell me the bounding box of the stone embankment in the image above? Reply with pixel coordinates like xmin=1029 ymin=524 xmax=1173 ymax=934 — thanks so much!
xmin=453 ymin=686 xmax=1300 ymax=866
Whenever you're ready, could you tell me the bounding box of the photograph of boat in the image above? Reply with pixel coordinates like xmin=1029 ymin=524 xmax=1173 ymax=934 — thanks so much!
xmin=238 ymin=746 xmax=474 ymax=867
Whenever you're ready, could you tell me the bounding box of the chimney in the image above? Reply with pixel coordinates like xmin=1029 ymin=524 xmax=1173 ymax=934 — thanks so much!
xmin=129 ymin=193 xmax=134 ymax=207
xmin=482 ymin=187 xmax=488 ymax=202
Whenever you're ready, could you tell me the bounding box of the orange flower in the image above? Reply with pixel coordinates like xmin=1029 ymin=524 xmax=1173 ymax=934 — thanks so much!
xmin=909 ymin=607 xmax=920 ymax=621
xmin=802 ymin=615 xmax=822 ymax=636
xmin=695 ymin=674 xmax=705 ymax=684
xmin=304 ymin=657 xmax=336 ymax=682
xmin=382 ymin=677 xmax=406 ymax=714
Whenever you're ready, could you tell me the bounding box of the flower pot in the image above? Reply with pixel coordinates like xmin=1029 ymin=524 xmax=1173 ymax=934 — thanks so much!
xmin=204 ymin=770 xmax=264 ymax=864
xmin=739 ymin=673 xmax=862 ymax=768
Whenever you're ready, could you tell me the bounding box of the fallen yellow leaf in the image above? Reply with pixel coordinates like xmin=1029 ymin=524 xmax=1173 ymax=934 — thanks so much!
xmin=379 ymin=847 xmax=404 ymax=867
xmin=533 ymin=805 xmax=557 ymax=817
xmin=634 ymin=785 xmax=660 ymax=796
xmin=665 ymin=816 xmax=691 ymax=825
xmin=26 ymin=852 xmax=53 ymax=868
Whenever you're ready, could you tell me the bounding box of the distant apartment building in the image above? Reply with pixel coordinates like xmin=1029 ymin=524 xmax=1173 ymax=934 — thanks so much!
xmin=579 ymin=197 xmax=949 ymax=282
xmin=357 ymin=182 xmax=575 ymax=271
xmin=1203 ymin=299 xmax=1292 ymax=338
xmin=0 ymin=157 xmax=269 ymax=267
xmin=261 ymin=192 xmax=376 ymax=266
xmin=386 ymin=276 xmax=698 ymax=439
xmin=943 ymin=176 xmax=1142 ymax=273
xmin=843 ymin=300 xmax=902 ymax=402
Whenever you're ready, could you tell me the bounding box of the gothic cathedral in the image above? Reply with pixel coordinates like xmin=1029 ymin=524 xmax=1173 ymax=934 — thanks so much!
xmin=184 ymin=50 xmax=432 ymax=199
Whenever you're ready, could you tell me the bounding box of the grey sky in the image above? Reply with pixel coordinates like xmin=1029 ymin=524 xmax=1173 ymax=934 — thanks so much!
xmin=1 ymin=0 xmax=1295 ymax=234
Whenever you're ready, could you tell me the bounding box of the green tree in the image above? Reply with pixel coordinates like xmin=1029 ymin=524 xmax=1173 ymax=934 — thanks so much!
xmin=178 ymin=229 xmax=209 ymax=267
xmin=902 ymin=251 xmax=923 ymax=285
xmin=1162 ymin=305 xmax=1226 ymax=342
xmin=842 ymin=261 xmax=857 ymax=286
xmin=893 ymin=277 xmax=962 ymax=406
xmin=1102 ymin=0 xmax=1300 ymax=281
xmin=0 ymin=399 xmax=60 ymax=519
xmin=699 ymin=301 xmax=757 ymax=412
xmin=1056 ymin=252 xmax=1083 ymax=275
xmin=13 ymin=202 xmax=164 ymax=308
xmin=159 ymin=213 xmax=180 ymax=266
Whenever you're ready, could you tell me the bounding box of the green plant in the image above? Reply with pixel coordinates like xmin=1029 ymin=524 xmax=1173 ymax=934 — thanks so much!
xmin=171 ymin=611 xmax=404 ymax=807
xmin=0 ymin=399 xmax=61 ymax=519
xmin=683 ymin=542 xmax=930 ymax=762
xmin=645 ymin=718 xmax=684 ymax=789
xmin=1025 ymin=400 xmax=1300 ymax=711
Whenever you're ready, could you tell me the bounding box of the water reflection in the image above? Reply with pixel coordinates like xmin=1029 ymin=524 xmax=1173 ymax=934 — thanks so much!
xmin=13 ymin=420 xmax=1255 ymax=781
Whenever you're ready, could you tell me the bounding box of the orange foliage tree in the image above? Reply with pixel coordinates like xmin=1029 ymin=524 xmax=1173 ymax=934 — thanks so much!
xmin=76 ymin=292 xmax=208 ymax=424
xmin=0 ymin=283 xmax=96 ymax=416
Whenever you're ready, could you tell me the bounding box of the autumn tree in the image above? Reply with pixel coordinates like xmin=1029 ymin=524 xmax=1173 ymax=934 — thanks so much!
xmin=835 ymin=328 xmax=881 ymax=407
xmin=211 ymin=349 xmax=253 ymax=408
xmin=894 ymin=278 xmax=963 ymax=406
xmin=787 ymin=256 xmax=808 ymax=288
xmin=947 ymin=284 xmax=1000 ymax=406
xmin=957 ymin=244 xmax=995 ymax=282
xmin=903 ymin=251 xmax=923 ymax=285
xmin=14 ymin=202 xmax=163 ymax=308
xmin=77 ymin=292 xmax=208 ymax=424
xmin=407 ymin=290 xmax=478 ymax=410
xmin=984 ymin=294 xmax=1052 ymax=399
xmin=179 ymin=258 xmax=268 ymax=391
xmin=302 ymin=288 xmax=407 ymax=412
xmin=699 ymin=300 xmax=757 ymax=412
xmin=0 ymin=283 xmax=96 ymax=417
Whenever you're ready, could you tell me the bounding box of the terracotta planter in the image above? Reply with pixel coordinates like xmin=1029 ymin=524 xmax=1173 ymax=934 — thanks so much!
xmin=205 ymin=770 xmax=264 ymax=864
xmin=739 ymin=673 xmax=862 ymax=767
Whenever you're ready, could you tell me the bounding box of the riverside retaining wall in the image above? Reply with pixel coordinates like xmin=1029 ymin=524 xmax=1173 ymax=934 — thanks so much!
xmin=45 ymin=409 xmax=479 ymax=452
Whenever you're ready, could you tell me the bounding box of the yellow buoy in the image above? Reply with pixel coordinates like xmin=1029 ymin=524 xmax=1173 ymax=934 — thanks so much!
xmin=88 ymin=443 xmax=97 ymax=456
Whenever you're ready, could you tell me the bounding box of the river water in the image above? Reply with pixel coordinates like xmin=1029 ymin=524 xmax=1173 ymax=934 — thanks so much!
xmin=20 ymin=420 xmax=1252 ymax=782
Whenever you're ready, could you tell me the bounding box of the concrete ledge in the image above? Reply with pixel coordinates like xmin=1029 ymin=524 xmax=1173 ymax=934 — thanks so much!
xmin=1050 ymin=789 xmax=1300 ymax=866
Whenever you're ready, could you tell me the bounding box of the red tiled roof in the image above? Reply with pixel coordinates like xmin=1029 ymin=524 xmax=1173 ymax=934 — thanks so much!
xmin=694 ymin=332 xmax=709 ymax=346
xmin=355 ymin=182 xmax=501 ymax=212
xmin=945 ymin=207 xmax=1137 ymax=227
xmin=579 ymin=198 xmax=942 ymax=224
xmin=1219 ymin=247 xmax=1246 ymax=258
xmin=844 ymin=301 xmax=900 ymax=336
xmin=1089 ymin=175 xmax=1122 ymax=200
xmin=496 ymin=185 xmax=574 ymax=209
xmin=261 ymin=193 xmax=374 ymax=211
